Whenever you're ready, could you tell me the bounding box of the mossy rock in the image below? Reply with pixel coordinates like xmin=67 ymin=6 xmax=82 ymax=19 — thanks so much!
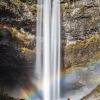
xmin=64 ymin=34 xmax=100 ymax=68
xmin=20 ymin=47 xmax=35 ymax=62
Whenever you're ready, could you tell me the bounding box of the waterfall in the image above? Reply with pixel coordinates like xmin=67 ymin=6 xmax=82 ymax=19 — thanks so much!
xmin=51 ymin=0 xmax=60 ymax=100
xmin=42 ymin=0 xmax=51 ymax=100
xmin=36 ymin=0 xmax=60 ymax=100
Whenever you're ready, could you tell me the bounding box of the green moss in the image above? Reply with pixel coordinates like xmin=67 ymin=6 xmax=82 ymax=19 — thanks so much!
xmin=82 ymin=84 xmax=100 ymax=99
xmin=9 ymin=28 xmax=28 ymax=46
xmin=20 ymin=47 xmax=35 ymax=60
xmin=96 ymin=87 xmax=100 ymax=93
xmin=10 ymin=0 xmax=21 ymax=8
xmin=64 ymin=34 xmax=100 ymax=68
xmin=65 ymin=34 xmax=100 ymax=50
xmin=30 ymin=4 xmax=37 ymax=13
xmin=61 ymin=3 xmax=72 ymax=13
xmin=9 ymin=28 xmax=17 ymax=38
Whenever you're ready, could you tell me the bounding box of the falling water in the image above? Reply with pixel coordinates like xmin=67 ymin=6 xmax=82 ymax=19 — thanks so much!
xmin=51 ymin=0 xmax=60 ymax=100
xmin=36 ymin=0 xmax=60 ymax=100
xmin=42 ymin=0 xmax=51 ymax=100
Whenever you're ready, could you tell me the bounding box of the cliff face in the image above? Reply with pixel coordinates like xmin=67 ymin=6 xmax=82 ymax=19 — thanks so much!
xmin=61 ymin=0 xmax=100 ymax=68
xmin=61 ymin=0 xmax=100 ymax=36
xmin=81 ymin=84 xmax=100 ymax=100
xmin=61 ymin=1 xmax=100 ymax=99
xmin=0 ymin=0 xmax=36 ymax=96
xmin=0 ymin=0 xmax=37 ymax=34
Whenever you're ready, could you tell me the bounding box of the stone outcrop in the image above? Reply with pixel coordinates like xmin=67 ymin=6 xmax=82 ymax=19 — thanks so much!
xmin=61 ymin=0 xmax=100 ymax=38
xmin=81 ymin=84 xmax=100 ymax=100
xmin=61 ymin=0 xmax=100 ymax=68
xmin=0 ymin=0 xmax=36 ymax=96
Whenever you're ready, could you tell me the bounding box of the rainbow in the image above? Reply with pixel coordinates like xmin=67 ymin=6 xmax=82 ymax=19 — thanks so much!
xmin=19 ymin=61 xmax=97 ymax=100
xmin=19 ymin=68 xmax=74 ymax=100
xmin=19 ymin=60 xmax=99 ymax=100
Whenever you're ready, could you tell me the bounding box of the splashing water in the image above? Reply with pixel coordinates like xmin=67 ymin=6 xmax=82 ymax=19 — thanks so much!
xmin=36 ymin=0 xmax=60 ymax=100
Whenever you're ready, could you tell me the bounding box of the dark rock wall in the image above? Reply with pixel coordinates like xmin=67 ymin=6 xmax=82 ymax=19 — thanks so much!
xmin=0 ymin=0 xmax=36 ymax=98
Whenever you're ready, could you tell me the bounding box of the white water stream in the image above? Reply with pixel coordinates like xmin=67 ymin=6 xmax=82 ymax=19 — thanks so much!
xmin=36 ymin=0 xmax=60 ymax=100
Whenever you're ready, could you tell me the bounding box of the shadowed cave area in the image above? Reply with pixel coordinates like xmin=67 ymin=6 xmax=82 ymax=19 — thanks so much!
xmin=0 ymin=0 xmax=37 ymax=99
xmin=0 ymin=28 xmax=35 ymax=92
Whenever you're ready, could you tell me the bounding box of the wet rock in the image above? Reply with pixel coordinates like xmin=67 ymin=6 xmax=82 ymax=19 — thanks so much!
xmin=81 ymin=84 xmax=100 ymax=100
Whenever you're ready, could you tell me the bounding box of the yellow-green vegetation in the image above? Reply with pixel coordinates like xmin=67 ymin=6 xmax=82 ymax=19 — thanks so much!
xmin=26 ymin=4 xmax=37 ymax=14
xmin=20 ymin=47 xmax=35 ymax=61
xmin=29 ymin=4 xmax=37 ymax=14
xmin=0 ymin=0 xmax=37 ymax=13
xmin=60 ymin=2 xmax=85 ymax=14
xmin=10 ymin=27 xmax=18 ymax=38
xmin=10 ymin=0 xmax=21 ymax=7
xmin=64 ymin=34 xmax=100 ymax=68
xmin=82 ymin=84 xmax=100 ymax=100
xmin=61 ymin=3 xmax=72 ymax=13
xmin=66 ymin=34 xmax=99 ymax=49
xmin=9 ymin=27 xmax=32 ymax=47
xmin=0 ymin=0 xmax=21 ymax=8
xmin=96 ymin=85 xmax=100 ymax=93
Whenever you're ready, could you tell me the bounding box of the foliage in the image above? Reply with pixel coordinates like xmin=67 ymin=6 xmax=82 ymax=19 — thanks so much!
xmin=61 ymin=3 xmax=72 ymax=13
xmin=20 ymin=47 xmax=35 ymax=61
xmin=64 ymin=34 xmax=100 ymax=68
xmin=10 ymin=28 xmax=17 ymax=38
